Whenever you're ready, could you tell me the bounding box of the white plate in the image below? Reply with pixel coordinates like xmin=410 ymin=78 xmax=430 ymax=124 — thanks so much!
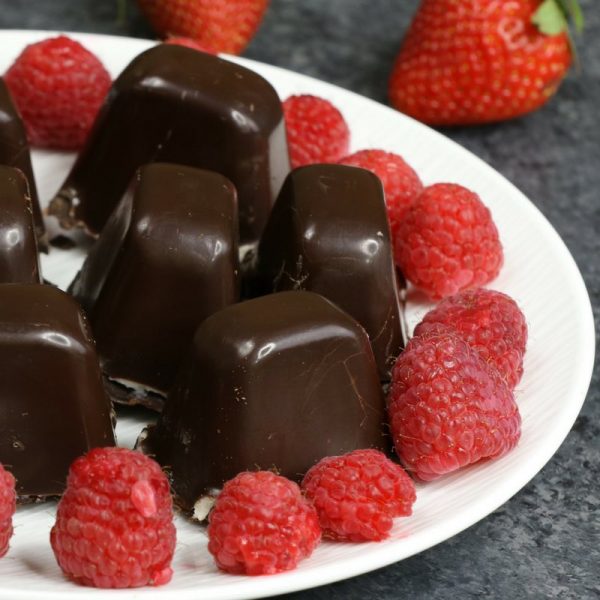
xmin=0 ymin=29 xmax=595 ymax=600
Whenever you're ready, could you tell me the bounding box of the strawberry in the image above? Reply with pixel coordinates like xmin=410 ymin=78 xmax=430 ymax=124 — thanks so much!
xmin=389 ymin=0 xmax=583 ymax=125
xmin=136 ymin=0 xmax=269 ymax=55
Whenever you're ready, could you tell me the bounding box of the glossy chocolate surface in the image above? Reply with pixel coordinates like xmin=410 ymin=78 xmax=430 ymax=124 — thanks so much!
xmin=0 ymin=78 xmax=45 ymax=246
xmin=141 ymin=291 xmax=388 ymax=510
xmin=0 ymin=284 xmax=115 ymax=499
xmin=0 ymin=166 xmax=41 ymax=283
xmin=49 ymin=44 xmax=290 ymax=243
xmin=255 ymin=164 xmax=404 ymax=379
xmin=70 ymin=163 xmax=240 ymax=402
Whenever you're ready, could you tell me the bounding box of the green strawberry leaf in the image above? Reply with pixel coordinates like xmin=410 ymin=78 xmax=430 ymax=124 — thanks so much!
xmin=532 ymin=0 xmax=584 ymax=35
xmin=532 ymin=0 xmax=569 ymax=35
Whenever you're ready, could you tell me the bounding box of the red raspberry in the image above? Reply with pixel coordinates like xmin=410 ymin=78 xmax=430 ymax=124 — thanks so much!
xmin=389 ymin=327 xmax=521 ymax=481
xmin=414 ymin=288 xmax=528 ymax=389
xmin=302 ymin=449 xmax=416 ymax=542
xmin=4 ymin=35 xmax=111 ymax=150
xmin=0 ymin=464 xmax=16 ymax=558
xmin=208 ymin=471 xmax=321 ymax=575
xmin=50 ymin=447 xmax=176 ymax=589
xmin=339 ymin=149 xmax=423 ymax=240
xmin=394 ymin=183 xmax=503 ymax=299
xmin=283 ymin=95 xmax=350 ymax=168
xmin=164 ymin=36 xmax=217 ymax=54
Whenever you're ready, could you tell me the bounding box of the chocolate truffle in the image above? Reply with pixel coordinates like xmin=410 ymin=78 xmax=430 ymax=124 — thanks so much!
xmin=140 ymin=291 xmax=388 ymax=511
xmin=0 ymin=165 xmax=41 ymax=283
xmin=48 ymin=44 xmax=289 ymax=243
xmin=70 ymin=163 xmax=240 ymax=408
xmin=255 ymin=164 xmax=404 ymax=380
xmin=0 ymin=284 xmax=115 ymax=500
xmin=0 ymin=78 xmax=45 ymax=247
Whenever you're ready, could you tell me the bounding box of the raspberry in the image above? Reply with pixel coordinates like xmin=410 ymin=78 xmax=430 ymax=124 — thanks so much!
xmin=389 ymin=327 xmax=521 ymax=481
xmin=50 ymin=447 xmax=176 ymax=588
xmin=394 ymin=183 xmax=503 ymax=299
xmin=0 ymin=464 xmax=16 ymax=558
xmin=164 ymin=36 xmax=217 ymax=54
xmin=302 ymin=449 xmax=416 ymax=542
xmin=207 ymin=471 xmax=321 ymax=575
xmin=283 ymin=95 xmax=350 ymax=168
xmin=414 ymin=288 xmax=528 ymax=389
xmin=4 ymin=35 xmax=111 ymax=150
xmin=339 ymin=149 xmax=423 ymax=240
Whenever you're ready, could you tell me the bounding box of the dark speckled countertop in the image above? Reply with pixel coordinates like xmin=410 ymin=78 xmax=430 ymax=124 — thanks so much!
xmin=1 ymin=1 xmax=598 ymax=598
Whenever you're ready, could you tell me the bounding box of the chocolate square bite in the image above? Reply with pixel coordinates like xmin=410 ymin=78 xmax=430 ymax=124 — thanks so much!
xmin=0 ymin=165 xmax=41 ymax=283
xmin=255 ymin=164 xmax=404 ymax=380
xmin=0 ymin=78 xmax=45 ymax=247
xmin=49 ymin=44 xmax=290 ymax=244
xmin=140 ymin=291 xmax=388 ymax=511
xmin=70 ymin=163 xmax=240 ymax=408
xmin=0 ymin=284 xmax=115 ymax=500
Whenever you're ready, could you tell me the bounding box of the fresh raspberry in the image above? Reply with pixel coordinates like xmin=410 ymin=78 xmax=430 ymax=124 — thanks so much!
xmin=283 ymin=95 xmax=350 ymax=168
xmin=389 ymin=327 xmax=521 ymax=481
xmin=4 ymin=35 xmax=112 ymax=150
xmin=164 ymin=36 xmax=217 ymax=54
xmin=415 ymin=288 xmax=528 ymax=389
xmin=207 ymin=471 xmax=321 ymax=575
xmin=339 ymin=149 xmax=423 ymax=240
xmin=50 ymin=447 xmax=176 ymax=589
xmin=394 ymin=183 xmax=503 ymax=299
xmin=301 ymin=449 xmax=416 ymax=542
xmin=0 ymin=464 xmax=16 ymax=558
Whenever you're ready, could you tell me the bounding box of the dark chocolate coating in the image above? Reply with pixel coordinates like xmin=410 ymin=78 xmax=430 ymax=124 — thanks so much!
xmin=0 ymin=284 xmax=115 ymax=499
xmin=141 ymin=291 xmax=388 ymax=510
xmin=49 ymin=44 xmax=290 ymax=243
xmin=255 ymin=164 xmax=404 ymax=380
xmin=70 ymin=163 xmax=240 ymax=401
xmin=0 ymin=166 xmax=41 ymax=283
xmin=0 ymin=78 xmax=46 ymax=247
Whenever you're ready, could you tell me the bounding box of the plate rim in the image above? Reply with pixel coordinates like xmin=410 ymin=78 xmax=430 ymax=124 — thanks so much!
xmin=0 ymin=28 xmax=595 ymax=600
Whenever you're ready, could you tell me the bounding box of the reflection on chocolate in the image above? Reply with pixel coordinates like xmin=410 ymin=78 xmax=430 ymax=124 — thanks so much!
xmin=0 ymin=79 xmax=46 ymax=247
xmin=0 ymin=166 xmax=41 ymax=283
xmin=140 ymin=291 xmax=387 ymax=510
xmin=49 ymin=44 xmax=290 ymax=243
xmin=255 ymin=164 xmax=404 ymax=380
xmin=70 ymin=163 xmax=240 ymax=406
xmin=0 ymin=284 xmax=115 ymax=500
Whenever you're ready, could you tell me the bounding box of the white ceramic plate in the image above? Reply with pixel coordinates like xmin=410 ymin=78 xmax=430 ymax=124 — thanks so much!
xmin=0 ymin=30 xmax=595 ymax=600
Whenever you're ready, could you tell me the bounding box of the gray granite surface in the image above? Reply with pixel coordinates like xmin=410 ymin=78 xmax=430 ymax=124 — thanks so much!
xmin=1 ymin=1 xmax=598 ymax=598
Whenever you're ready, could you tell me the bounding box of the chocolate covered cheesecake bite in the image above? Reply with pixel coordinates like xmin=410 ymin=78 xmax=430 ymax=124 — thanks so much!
xmin=0 ymin=166 xmax=41 ymax=283
xmin=70 ymin=163 xmax=240 ymax=409
xmin=0 ymin=284 xmax=115 ymax=500
xmin=254 ymin=164 xmax=404 ymax=380
xmin=49 ymin=44 xmax=290 ymax=244
xmin=0 ymin=79 xmax=46 ymax=247
xmin=140 ymin=291 xmax=388 ymax=512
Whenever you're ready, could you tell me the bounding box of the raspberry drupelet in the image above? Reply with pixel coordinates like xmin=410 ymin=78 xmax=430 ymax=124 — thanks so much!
xmin=283 ymin=94 xmax=350 ymax=168
xmin=50 ymin=447 xmax=176 ymax=588
xmin=389 ymin=326 xmax=521 ymax=481
xmin=4 ymin=35 xmax=111 ymax=150
xmin=302 ymin=449 xmax=416 ymax=542
xmin=414 ymin=288 xmax=528 ymax=389
xmin=0 ymin=464 xmax=16 ymax=558
xmin=339 ymin=149 xmax=423 ymax=242
xmin=208 ymin=471 xmax=321 ymax=575
xmin=393 ymin=183 xmax=503 ymax=299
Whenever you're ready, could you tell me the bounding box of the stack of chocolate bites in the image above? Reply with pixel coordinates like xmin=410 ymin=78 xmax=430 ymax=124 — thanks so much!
xmin=0 ymin=45 xmax=404 ymax=511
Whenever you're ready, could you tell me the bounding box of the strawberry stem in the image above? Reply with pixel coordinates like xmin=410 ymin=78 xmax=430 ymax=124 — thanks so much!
xmin=116 ymin=0 xmax=128 ymax=27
